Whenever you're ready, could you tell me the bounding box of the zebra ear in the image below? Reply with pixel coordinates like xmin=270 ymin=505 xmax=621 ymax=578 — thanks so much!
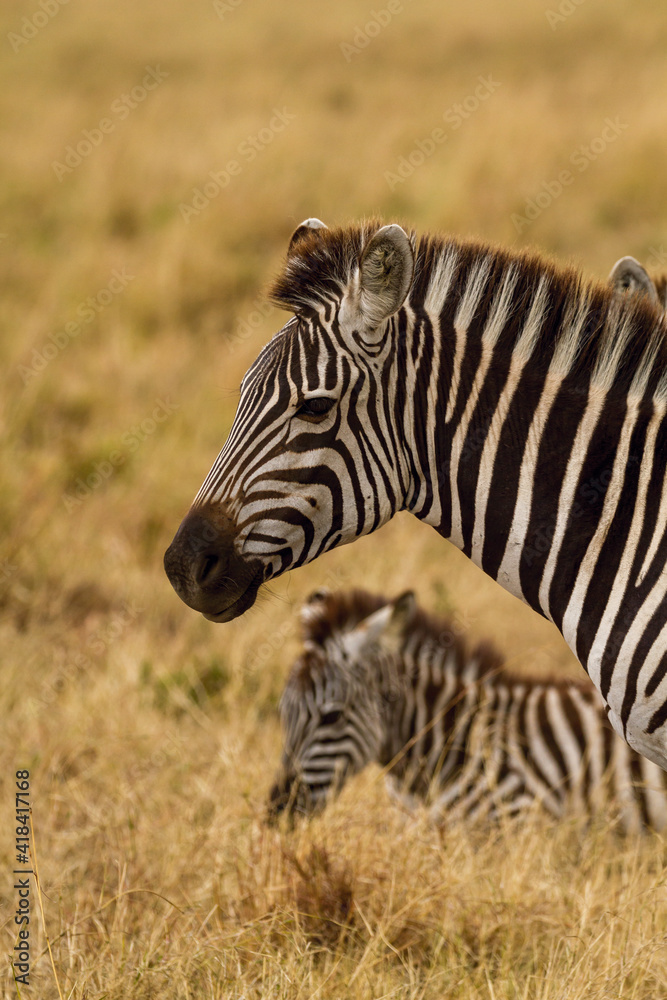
xmin=390 ymin=590 xmax=417 ymax=629
xmin=298 ymin=587 xmax=331 ymax=634
xmin=345 ymin=590 xmax=416 ymax=659
xmin=608 ymin=256 xmax=659 ymax=305
xmin=353 ymin=225 xmax=415 ymax=333
xmin=289 ymin=218 xmax=328 ymax=252
xmin=305 ymin=587 xmax=331 ymax=603
xmin=376 ymin=591 xmax=416 ymax=652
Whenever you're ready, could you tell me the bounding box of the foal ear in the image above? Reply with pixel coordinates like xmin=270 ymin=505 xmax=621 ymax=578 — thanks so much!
xmin=298 ymin=587 xmax=331 ymax=635
xmin=356 ymin=224 xmax=415 ymax=331
xmin=374 ymin=591 xmax=416 ymax=653
xmin=304 ymin=587 xmax=331 ymax=605
xmin=389 ymin=591 xmax=417 ymax=631
xmin=608 ymin=256 xmax=659 ymax=306
xmin=346 ymin=590 xmax=416 ymax=659
xmin=289 ymin=218 xmax=328 ymax=252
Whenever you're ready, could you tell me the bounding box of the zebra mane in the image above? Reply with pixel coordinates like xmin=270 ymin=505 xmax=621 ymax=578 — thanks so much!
xmin=270 ymin=223 xmax=667 ymax=400
xmin=270 ymin=219 xmax=388 ymax=313
xmin=299 ymin=587 xmax=387 ymax=645
xmin=653 ymin=271 xmax=667 ymax=308
xmin=294 ymin=587 xmax=596 ymax=695
xmin=297 ymin=587 xmax=503 ymax=682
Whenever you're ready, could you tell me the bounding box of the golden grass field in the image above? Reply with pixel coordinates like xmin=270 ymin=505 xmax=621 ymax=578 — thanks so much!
xmin=2 ymin=0 xmax=667 ymax=996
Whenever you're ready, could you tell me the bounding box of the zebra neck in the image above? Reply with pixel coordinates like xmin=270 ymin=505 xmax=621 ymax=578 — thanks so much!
xmin=377 ymin=648 xmax=479 ymax=778
xmin=399 ymin=237 xmax=667 ymax=640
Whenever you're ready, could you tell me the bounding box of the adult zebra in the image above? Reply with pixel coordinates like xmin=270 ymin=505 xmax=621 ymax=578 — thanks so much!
xmin=268 ymin=588 xmax=667 ymax=832
xmin=164 ymin=219 xmax=667 ymax=771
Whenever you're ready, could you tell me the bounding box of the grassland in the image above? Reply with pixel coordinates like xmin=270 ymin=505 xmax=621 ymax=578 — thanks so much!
xmin=1 ymin=0 xmax=667 ymax=996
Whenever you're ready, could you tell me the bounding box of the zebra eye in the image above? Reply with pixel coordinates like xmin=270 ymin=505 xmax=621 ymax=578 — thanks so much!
xmin=320 ymin=709 xmax=343 ymax=726
xmin=296 ymin=397 xmax=335 ymax=421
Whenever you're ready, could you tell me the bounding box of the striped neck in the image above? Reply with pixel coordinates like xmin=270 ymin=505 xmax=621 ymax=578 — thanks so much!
xmin=397 ymin=237 xmax=667 ymax=632
xmin=375 ymin=626 xmax=500 ymax=782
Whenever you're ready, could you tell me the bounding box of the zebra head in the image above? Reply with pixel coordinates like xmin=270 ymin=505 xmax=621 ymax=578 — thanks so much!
xmin=267 ymin=588 xmax=414 ymax=821
xmin=164 ymin=219 xmax=415 ymax=621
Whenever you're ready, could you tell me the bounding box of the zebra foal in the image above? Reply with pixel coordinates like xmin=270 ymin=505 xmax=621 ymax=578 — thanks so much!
xmin=268 ymin=589 xmax=667 ymax=832
xmin=164 ymin=219 xmax=667 ymax=771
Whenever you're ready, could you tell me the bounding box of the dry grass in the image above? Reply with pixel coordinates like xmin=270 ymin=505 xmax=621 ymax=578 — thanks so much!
xmin=1 ymin=0 xmax=667 ymax=996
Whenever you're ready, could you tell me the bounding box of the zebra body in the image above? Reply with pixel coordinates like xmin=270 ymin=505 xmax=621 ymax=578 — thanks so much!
xmin=269 ymin=589 xmax=667 ymax=832
xmin=164 ymin=220 xmax=667 ymax=770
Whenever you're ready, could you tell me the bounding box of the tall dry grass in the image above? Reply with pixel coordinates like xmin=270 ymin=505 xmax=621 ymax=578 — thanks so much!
xmin=1 ymin=0 xmax=667 ymax=996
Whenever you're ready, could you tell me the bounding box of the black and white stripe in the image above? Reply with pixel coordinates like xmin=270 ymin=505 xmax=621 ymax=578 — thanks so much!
xmin=165 ymin=220 xmax=667 ymax=771
xmin=268 ymin=589 xmax=667 ymax=831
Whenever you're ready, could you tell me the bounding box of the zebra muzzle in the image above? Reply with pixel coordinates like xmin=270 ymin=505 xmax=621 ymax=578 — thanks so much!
xmin=163 ymin=507 xmax=262 ymax=621
xmin=266 ymin=774 xmax=317 ymax=824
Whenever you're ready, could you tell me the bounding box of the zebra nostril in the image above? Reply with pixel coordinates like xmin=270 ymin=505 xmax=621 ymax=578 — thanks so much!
xmin=195 ymin=552 xmax=220 ymax=586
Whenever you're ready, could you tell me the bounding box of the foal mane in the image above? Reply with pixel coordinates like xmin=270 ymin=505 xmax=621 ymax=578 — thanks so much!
xmin=298 ymin=587 xmax=503 ymax=682
xmin=296 ymin=587 xmax=595 ymax=694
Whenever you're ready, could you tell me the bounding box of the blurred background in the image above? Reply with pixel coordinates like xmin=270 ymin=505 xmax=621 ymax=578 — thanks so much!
xmin=2 ymin=1 xmax=667 ymax=996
